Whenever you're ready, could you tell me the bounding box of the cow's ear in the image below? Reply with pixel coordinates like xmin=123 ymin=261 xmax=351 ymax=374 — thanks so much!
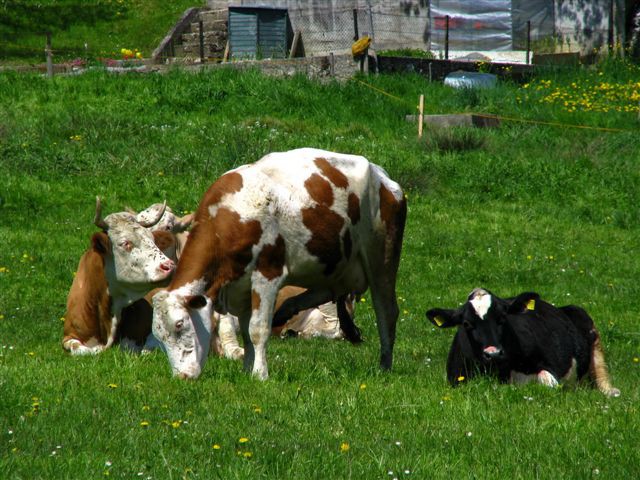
xmin=507 ymin=292 xmax=540 ymax=314
xmin=426 ymin=308 xmax=461 ymax=328
xmin=172 ymin=213 xmax=194 ymax=233
xmin=91 ymin=232 xmax=111 ymax=255
xmin=187 ymin=295 xmax=208 ymax=310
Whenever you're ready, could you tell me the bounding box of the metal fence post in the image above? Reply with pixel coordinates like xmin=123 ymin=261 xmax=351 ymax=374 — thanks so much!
xmin=526 ymin=20 xmax=531 ymax=64
xmin=444 ymin=15 xmax=450 ymax=60
xmin=353 ymin=9 xmax=359 ymax=41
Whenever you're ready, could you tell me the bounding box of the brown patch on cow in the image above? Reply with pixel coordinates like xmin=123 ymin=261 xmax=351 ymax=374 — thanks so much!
xmin=343 ymin=229 xmax=352 ymax=259
xmin=378 ymin=183 xmax=407 ymax=268
xmin=315 ymin=157 xmax=349 ymax=189
xmin=379 ymin=183 xmax=400 ymax=226
xmin=171 ymin=207 xmax=262 ymax=297
xmin=151 ymin=230 xmax=176 ymax=253
xmin=302 ymin=204 xmax=345 ymax=275
xmin=347 ymin=193 xmax=360 ymax=225
xmin=304 ymin=173 xmax=334 ymax=207
xmin=256 ymin=235 xmax=286 ymax=280
xmin=251 ymin=289 xmax=261 ymax=312
xmin=63 ymin=248 xmax=112 ymax=349
xmin=199 ymin=171 xmax=244 ymax=209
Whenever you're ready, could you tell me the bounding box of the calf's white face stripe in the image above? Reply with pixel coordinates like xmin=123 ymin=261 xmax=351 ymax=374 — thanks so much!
xmin=470 ymin=289 xmax=492 ymax=320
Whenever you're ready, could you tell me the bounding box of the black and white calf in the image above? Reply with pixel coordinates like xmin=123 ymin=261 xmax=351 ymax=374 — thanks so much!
xmin=426 ymin=288 xmax=620 ymax=397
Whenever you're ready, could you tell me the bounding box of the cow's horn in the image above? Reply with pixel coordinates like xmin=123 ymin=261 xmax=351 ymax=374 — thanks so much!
xmin=138 ymin=200 xmax=166 ymax=228
xmin=94 ymin=196 xmax=109 ymax=230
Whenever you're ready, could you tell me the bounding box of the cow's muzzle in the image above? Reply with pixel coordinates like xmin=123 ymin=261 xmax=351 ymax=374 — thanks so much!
xmin=159 ymin=260 xmax=175 ymax=274
xmin=482 ymin=345 xmax=504 ymax=361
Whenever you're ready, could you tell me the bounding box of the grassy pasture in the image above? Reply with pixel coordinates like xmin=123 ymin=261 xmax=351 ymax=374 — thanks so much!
xmin=1 ymin=62 xmax=640 ymax=479
xmin=0 ymin=0 xmax=199 ymax=63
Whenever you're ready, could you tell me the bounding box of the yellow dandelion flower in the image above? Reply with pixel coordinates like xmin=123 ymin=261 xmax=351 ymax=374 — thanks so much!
xmin=243 ymin=451 xmax=253 ymax=458
xmin=212 ymin=444 xmax=221 ymax=450
xmin=239 ymin=437 xmax=249 ymax=444
xmin=140 ymin=421 xmax=150 ymax=427
xmin=457 ymin=375 xmax=465 ymax=382
xmin=633 ymin=357 xmax=639 ymax=363
xmin=340 ymin=442 xmax=350 ymax=453
xmin=107 ymin=383 xmax=118 ymax=389
xmin=171 ymin=420 xmax=182 ymax=428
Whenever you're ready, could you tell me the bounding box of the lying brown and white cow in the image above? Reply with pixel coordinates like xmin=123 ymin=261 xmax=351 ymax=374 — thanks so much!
xmin=216 ymin=285 xmax=356 ymax=360
xmin=152 ymin=148 xmax=407 ymax=380
xmin=62 ymin=201 xmax=191 ymax=354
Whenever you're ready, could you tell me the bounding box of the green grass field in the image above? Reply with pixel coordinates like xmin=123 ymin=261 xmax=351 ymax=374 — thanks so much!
xmin=1 ymin=60 xmax=640 ymax=479
xmin=0 ymin=0 xmax=200 ymax=63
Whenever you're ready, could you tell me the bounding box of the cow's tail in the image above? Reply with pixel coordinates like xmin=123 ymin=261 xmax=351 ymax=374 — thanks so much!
xmin=589 ymin=331 xmax=620 ymax=397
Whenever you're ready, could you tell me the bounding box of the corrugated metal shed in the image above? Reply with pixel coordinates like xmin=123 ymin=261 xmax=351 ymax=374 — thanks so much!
xmin=229 ymin=6 xmax=292 ymax=59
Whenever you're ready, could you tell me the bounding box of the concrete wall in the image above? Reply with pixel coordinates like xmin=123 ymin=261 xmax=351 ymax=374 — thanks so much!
xmin=208 ymin=0 xmax=430 ymax=55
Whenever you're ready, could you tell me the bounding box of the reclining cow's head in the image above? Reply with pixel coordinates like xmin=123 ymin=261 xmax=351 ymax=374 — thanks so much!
xmin=133 ymin=203 xmax=193 ymax=234
xmin=92 ymin=197 xmax=176 ymax=288
xmin=426 ymin=288 xmax=539 ymax=363
xmin=151 ymin=289 xmax=213 ymax=379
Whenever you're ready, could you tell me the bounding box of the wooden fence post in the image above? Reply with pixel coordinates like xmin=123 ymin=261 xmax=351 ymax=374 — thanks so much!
xmin=199 ymin=20 xmax=205 ymax=63
xmin=45 ymin=32 xmax=53 ymax=78
xmin=418 ymin=94 xmax=424 ymax=138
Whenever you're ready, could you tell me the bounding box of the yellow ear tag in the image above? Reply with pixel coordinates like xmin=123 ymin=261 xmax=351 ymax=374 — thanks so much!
xmin=526 ymin=299 xmax=536 ymax=311
xmin=434 ymin=315 xmax=444 ymax=327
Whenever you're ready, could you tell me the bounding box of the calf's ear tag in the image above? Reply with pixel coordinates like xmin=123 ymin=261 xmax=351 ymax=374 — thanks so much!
xmin=526 ymin=299 xmax=536 ymax=311
xmin=434 ymin=315 xmax=445 ymax=327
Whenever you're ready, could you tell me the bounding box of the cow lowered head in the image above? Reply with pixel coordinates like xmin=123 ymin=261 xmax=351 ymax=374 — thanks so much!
xmin=93 ymin=197 xmax=176 ymax=290
xmin=427 ymin=288 xmax=620 ymax=397
xmin=151 ymin=288 xmax=213 ymax=379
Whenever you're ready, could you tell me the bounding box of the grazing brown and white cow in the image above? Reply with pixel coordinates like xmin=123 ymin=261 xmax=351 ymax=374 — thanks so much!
xmin=152 ymin=148 xmax=407 ymax=380
xmin=62 ymin=200 xmax=191 ymax=354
